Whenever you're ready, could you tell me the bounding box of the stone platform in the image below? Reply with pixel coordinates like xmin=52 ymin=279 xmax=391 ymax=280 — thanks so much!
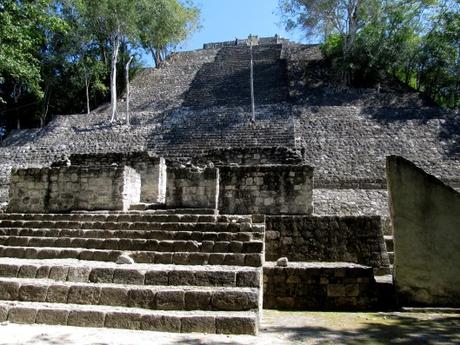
xmin=0 ymin=211 xmax=265 ymax=335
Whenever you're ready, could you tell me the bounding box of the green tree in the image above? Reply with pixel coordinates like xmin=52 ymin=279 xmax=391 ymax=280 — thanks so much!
xmin=0 ymin=0 xmax=65 ymax=104
xmin=138 ymin=0 xmax=199 ymax=67
xmin=75 ymin=0 xmax=139 ymax=122
xmin=417 ymin=6 xmax=460 ymax=107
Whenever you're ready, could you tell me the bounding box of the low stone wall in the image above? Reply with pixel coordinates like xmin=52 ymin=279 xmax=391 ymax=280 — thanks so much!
xmin=219 ymin=165 xmax=313 ymax=215
xmin=388 ymin=156 xmax=460 ymax=306
xmin=7 ymin=168 xmax=49 ymax=213
xmin=265 ymin=216 xmax=390 ymax=271
xmin=263 ymin=262 xmax=378 ymax=310
xmin=68 ymin=152 xmax=165 ymax=204
xmin=166 ymin=167 xmax=218 ymax=209
xmin=8 ymin=166 xmax=140 ymax=212
xmin=194 ymin=147 xmax=303 ymax=166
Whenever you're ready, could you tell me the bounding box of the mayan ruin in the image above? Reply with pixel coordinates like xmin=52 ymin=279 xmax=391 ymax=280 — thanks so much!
xmin=0 ymin=0 xmax=459 ymax=342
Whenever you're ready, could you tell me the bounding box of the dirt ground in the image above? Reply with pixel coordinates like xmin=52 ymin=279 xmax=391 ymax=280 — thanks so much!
xmin=1 ymin=310 xmax=459 ymax=345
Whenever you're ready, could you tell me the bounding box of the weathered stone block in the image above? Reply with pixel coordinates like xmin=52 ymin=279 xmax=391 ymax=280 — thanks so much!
xmin=8 ymin=307 xmax=37 ymax=324
xmin=113 ymin=269 xmax=145 ymax=285
xmin=236 ymin=270 xmax=260 ymax=288
xmin=0 ymin=305 xmax=9 ymax=322
xmin=0 ymin=281 xmax=20 ymax=300
xmin=99 ymin=287 xmax=129 ymax=307
xmin=36 ymin=309 xmax=69 ymax=325
xmin=184 ymin=290 xmax=212 ymax=310
xmin=215 ymin=316 xmax=256 ymax=335
xmin=105 ymin=312 xmax=141 ymax=330
xmin=67 ymin=267 xmax=92 ymax=282
xmin=67 ymin=310 xmax=105 ymax=327
xmin=127 ymin=289 xmax=155 ymax=309
xmin=156 ymin=290 xmax=185 ymax=310
xmin=89 ymin=268 xmax=114 ymax=283
xmin=46 ymin=284 xmax=70 ymax=303
xmin=17 ymin=265 xmax=38 ymax=278
xmin=67 ymin=286 xmax=101 ymax=305
xmin=141 ymin=314 xmax=179 ymax=332
xmin=181 ymin=316 xmax=216 ymax=333
xmin=145 ymin=270 xmax=168 ymax=286
xmin=18 ymin=284 xmax=48 ymax=302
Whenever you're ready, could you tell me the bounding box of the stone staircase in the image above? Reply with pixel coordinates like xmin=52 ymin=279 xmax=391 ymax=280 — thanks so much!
xmin=183 ymin=44 xmax=288 ymax=108
xmin=0 ymin=212 xmax=264 ymax=334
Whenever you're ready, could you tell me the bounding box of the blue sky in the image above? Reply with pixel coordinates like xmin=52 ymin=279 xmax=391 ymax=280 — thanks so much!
xmin=141 ymin=0 xmax=308 ymax=66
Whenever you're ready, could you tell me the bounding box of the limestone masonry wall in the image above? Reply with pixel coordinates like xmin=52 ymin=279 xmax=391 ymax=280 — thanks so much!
xmin=8 ymin=166 xmax=140 ymax=212
xmin=265 ymin=216 xmax=390 ymax=271
xmin=263 ymin=262 xmax=378 ymax=310
xmin=219 ymin=165 xmax=313 ymax=215
xmin=7 ymin=168 xmax=49 ymax=213
xmin=194 ymin=147 xmax=303 ymax=166
xmin=166 ymin=167 xmax=219 ymax=209
xmin=68 ymin=152 xmax=165 ymax=203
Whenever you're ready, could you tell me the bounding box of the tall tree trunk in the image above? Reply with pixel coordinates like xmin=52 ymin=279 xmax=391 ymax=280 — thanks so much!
xmin=83 ymin=65 xmax=91 ymax=115
xmin=110 ymin=31 xmax=121 ymax=123
xmin=125 ymin=56 xmax=133 ymax=125
xmin=151 ymin=48 xmax=162 ymax=68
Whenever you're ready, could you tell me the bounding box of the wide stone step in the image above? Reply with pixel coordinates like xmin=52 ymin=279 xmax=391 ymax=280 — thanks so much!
xmin=0 ymin=246 xmax=264 ymax=266
xmin=0 ymin=236 xmax=264 ymax=254
xmin=0 ymin=220 xmax=263 ymax=233
xmin=0 ymin=213 xmax=251 ymax=224
xmin=0 ymin=277 xmax=259 ymax=311
xmin=0 ymin=228 xmax=264 ymax=242
xmin=0 ymin=301 xmax=258 ymax=334
xmin=0 ymin=258 xmax=261 ymax=287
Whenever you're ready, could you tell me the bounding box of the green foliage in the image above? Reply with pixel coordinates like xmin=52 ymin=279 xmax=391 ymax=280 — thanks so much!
xmin=0 ymin=0 xmax=200 ymax=128
xmin=138 ymin=0 xmax=200 ymax=66
xmin=0 ymin=0 xmax=66 ymax=102
xmin=281 ymin=0 xmax=460 ymax=108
